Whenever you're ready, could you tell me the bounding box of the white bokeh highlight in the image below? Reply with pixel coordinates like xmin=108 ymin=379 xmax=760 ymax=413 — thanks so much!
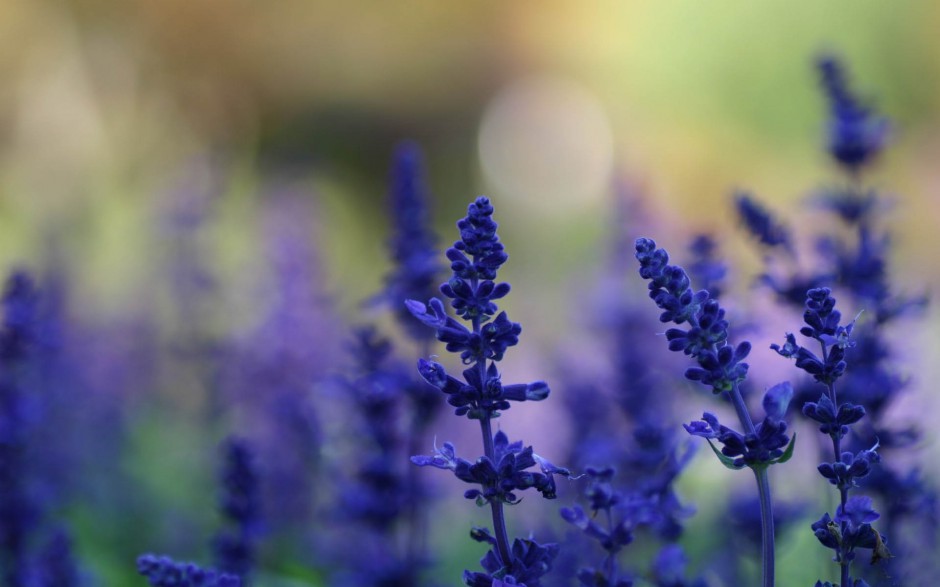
xmin=478 ymin=75 xmax=614 ymax=210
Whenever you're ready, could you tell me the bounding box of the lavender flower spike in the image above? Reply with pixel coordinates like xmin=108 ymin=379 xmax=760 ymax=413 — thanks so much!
xmin=409 ymin=196 xmax=570 ymax=586
xmin=775 ymin=288 xmax=890 ymax=586
xmin=734 ymin=192 xmax=793 ymax=253
xmin=0 ymin=271 xmax=43 ymax=587
xmin=212 ymin=438 xmax=262 ymax=580
xmin=635 ymin=237 xmax=787 ymax=587
xmin=817 ymin=55 xmax=889 ymax=172
xmin=137 ymin=554 xmax=242 ymax=587
xmin=382 ymin=142 xmax=442 ymax=341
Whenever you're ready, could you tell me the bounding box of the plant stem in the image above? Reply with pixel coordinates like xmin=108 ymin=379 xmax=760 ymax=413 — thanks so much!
xmin=729 ymin=383 xmax=775 ymax=587
xmin=480 ymin=415 xmax=512 ymax=567
xmin=404 ymin=338 xmax=434 ymax=570
xmin=754 ymin=466 xmax=775 ymax=587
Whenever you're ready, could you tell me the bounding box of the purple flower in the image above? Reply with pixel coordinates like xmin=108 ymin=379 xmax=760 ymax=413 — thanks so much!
xmin=381 ymin=142 xmax=443 ymax=341
xmin=778 ymin=288 xmax=890 ymax=584
xmin=463 ymin=536 xmax=560 ymax=587
xmin=817 ymin=55 xmax=889 ymax=171
xmin=817 ymin=444 xmax=880 ymax=491
xmin=685 ymin=408 xmax=792 ymax=470
xmin=635 ymin=238 xmax=750 ymax=394
xmin=33 ymin=527 xmax=84 ymax=587
xmin=413 ymin=431 xmax=571 ymax=505
xmin=408 ymin=197 xmax=566 ymax=585
xmin=686 ymin=235 xmax=727 ymax=300
xmin=734 ymin=192 xmax=793 ymax=252
xmin=0 ymin=271 xmax=44 ymax=587
xmin=137 ymin=554 xmax=241 ymax=587
xmin=683 ymin=413 xmax=721 ymax=440
xmin=212 ymin=438 xmax=262 ymax=579
xmin=802 ymin=393 xmax=865 ymax=439
xmin=773 ymin=288 xmax=853 ymax=386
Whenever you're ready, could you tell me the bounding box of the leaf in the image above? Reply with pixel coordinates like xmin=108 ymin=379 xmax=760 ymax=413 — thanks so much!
xmin=773 ymin=432 xmax=797 ymax=465
xmin=705 ymin=439 xmax=743 ymax=470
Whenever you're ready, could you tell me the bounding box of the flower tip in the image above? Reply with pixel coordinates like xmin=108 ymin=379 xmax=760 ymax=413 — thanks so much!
xmin=762 ymin=381 xmax=794 ymax=420
xmin=404 ymin=298 xmax=426 ymax=315
xmin=525 ymin=381 xmax=550 ymax=401
xmin=634 ymin=237 xmax=656 ymax=252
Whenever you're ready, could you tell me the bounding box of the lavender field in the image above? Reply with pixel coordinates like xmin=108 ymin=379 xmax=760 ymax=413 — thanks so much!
xmin=1 ymin=3 xmax=940 ymax=586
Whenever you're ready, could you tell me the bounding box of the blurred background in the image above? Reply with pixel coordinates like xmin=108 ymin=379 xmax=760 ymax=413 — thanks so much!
xmin=1 ymin=1 xmax=939 ymax=585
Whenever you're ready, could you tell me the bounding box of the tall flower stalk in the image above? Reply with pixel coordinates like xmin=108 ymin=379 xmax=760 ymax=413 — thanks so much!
xmin=736 ymin=55 xmax=934 ymax=583
xmin=0 ymin=271 xmax=43 ymax=587
xmin=0 ymin=270 xmax=87 ymax=587
xmin=408 ymin=196 xmax=570 ymax=586
xmin=635 ymin=238 xmax=795 ymax=587
xmin=558 ymin=205 xmax=702 ymax=586
xmin=381 ymin=142 xmax=443 ymax=571
xmin=212 ymin=438 xmax=262 ymax=582
xmin=773 ymin=288 xmax=888 ymax=587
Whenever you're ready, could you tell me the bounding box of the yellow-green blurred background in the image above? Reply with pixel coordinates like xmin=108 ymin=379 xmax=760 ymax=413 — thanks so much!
xmin=3 ymin=1 xmax=940 ymax=297
xmin=4 ymin=0 xmax=939 ymax=404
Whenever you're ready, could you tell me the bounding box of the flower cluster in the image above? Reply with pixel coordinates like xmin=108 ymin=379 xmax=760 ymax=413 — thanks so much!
xmin=411 ymin=355 xmax=548 ymax=419
xmin=407 ymin=198 xmax=548 ymax=418
xmin=554 ymin=215 xmax=701 ymax=586
xmin=464 ymin=530 xmax=561 ymax=587
xmin=409 ymin=196 xmax=567 ymax=586
xmin=684 ymin=382 xmax=795 ymax=470
xmin=776 ymin=288 xmax=888 ymax=586
xmin=414 ymin=432 xmax=568 ymax=505
xmin=212 ymin=438 xmax=262 ymax=580
xmin=772 ymin=287 xmax=858 ymax=386
xmin=560 ymin=467 xmax=635 ymax=587
xmin=7 ymin=50 xmax=924 ymax=587
xmin=381 ymin=142 xmax=443 ymax=341
xmin=686 ymin=234 xmax=728 ymax=300
xmin=0 ymin=271 xmax=41 ymax=587
xmin=635 ymin=237 xmax=792 ymax=587
xmin=340 ymin=327 xmax=411 ymax=528
xmin=737 ymin=55 xmax=934 ymax=584
xmin=0 ymin=271 xmax=88 ymax=587
xmin=734 ymin=191 xmax=793 ymax=252
xmin=817 ymin=55 xmax=889 ymax=171
xmin=137 ymin=555 xmax=241 ymax=587
xmin=634 ymin=238 xmax=751 ymax=394
xmin=810 ymin=496 xmax=888 ymax=574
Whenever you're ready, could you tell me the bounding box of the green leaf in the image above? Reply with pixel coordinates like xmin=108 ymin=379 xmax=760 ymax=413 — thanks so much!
xmin=774 ymin=432 xmax=797 ymax=465
xmin=705 ymin=439 xmax=743 ymax=470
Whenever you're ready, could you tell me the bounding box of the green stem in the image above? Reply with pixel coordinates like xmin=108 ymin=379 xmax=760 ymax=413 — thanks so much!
xmin=755 ymin=466 xmax=775 ymax=587
xmin=729 ymin=383 xmax=775 ymax=587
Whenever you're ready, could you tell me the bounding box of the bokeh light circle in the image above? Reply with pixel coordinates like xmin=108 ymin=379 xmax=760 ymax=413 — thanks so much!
xmin=478 ymin=75 xmax=614 ymax=210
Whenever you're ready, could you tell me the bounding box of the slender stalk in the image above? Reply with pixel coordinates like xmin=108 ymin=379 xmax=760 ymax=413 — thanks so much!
xmin=729 ymin=383 xmax=775 ymax=587
xmin=480 ymin=415 xmax=512 ymax=566
xmin=603 ymin=507 xmax=616 ymax=582
xmin=754 ymin=467 xmax=775 ymax=587
xmin=469 ymin=277 xmax=513 ymax=568
xmin=404 ymin=338 xmax=434 ymax=569
xmin=727 ymin=384 xmax=756 ymax=435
